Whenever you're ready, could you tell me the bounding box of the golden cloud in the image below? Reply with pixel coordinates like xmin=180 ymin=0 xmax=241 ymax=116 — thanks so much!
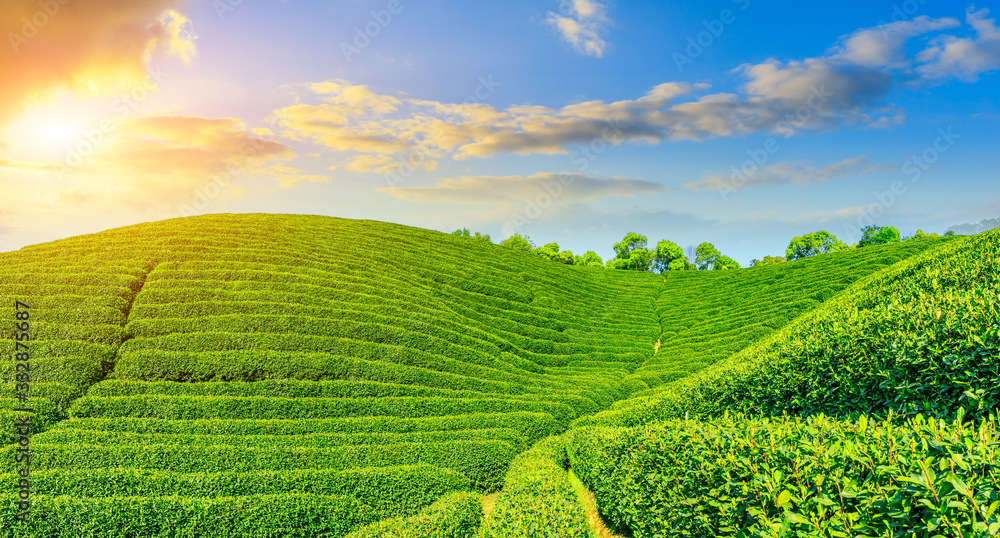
xmin=1 ymin=0 xmax=195 ymax=132
xmin=4 ymin=115 xmax=309 ymax=210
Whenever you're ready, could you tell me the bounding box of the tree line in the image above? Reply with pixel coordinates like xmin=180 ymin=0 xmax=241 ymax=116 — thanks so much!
xmin=453 ymin=225 xmax=952 ymax=272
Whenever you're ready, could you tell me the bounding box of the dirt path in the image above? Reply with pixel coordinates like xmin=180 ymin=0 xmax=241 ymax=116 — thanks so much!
xmin=568 ymin=469 xmax=627 ymax=538
xmin=481 ymin=493 xmax=498 ymax=520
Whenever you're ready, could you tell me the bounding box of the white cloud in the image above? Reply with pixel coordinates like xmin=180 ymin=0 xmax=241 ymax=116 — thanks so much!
xmin=545 ymin=0 xmax=612 ymax=58
xmin=271 ymin=7 xmax=999 ymax=168
xmin=916 ymin=7 xmax=1000 ymax=82
xmin=685 ymin=155 xmax=892 ymax=191
xmin=376 ymin=172 xmax=665 ymax=204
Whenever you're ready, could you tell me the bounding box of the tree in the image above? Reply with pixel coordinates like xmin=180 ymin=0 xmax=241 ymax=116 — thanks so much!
xmin=652 ymin=239 xmax=686 ymax=273
xmin=750 ymin=255 xmax=786 ymax=267
xmin=858 ymin=225 xmax=901 ymax=247
xmin=610 ymin=232 xmax=653 ymax=271
xmin=786 ymin=231 xmax=847 ymax=260
xmin=454 ymin=229 xmax=491 ymax=242
xmin=906 ymin=229 xmax=938 ymax=241
xmin=694 ymin=243 xmax=721 ymax=270
xmin=500 ymin=233 xmax=534 ymax=253
xmin=578 ymin=250 xmax=604 ymax=268
xmin=613 ymin=232 xmax=648 ymax=259
xmin=713 ymin=255 xmax=741 ymax=270
xmin=534 ymin=242 xmax=560 ymax=260
xmin=611 ymin=248 xmax=653 ymax=271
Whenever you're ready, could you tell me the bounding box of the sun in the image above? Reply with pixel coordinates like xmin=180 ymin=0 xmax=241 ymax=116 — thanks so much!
xmin=2 ymin=95 xmax=95 ymax=157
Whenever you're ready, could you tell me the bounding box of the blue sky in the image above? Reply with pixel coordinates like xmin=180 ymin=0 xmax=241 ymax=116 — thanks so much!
xmin=1 ymin=0 xmax=998 ymax=264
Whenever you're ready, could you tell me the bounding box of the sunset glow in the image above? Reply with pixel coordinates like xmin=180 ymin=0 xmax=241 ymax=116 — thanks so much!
xmin=0 ymin=0 xmax=998 ymax=258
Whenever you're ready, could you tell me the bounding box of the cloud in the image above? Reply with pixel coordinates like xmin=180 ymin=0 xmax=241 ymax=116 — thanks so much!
xmin=0 ymin=0 xmax=196 ymax=133
xmin=258 ymin=165 xmax=331 ymax=189
xmin=787 ymin=205 xmax=874 ymax=223
xmin=376 ymin=172 xmax=666 ymax=205
xmin=545 ymin=0 xmax=612 ymax=58
xmin=271 ymin=8 xmax=997 ymax=168
xmin=832 ymin=16 xmax=960 ymax=67
xmin=685 ymin=155 xmax=892 ymax=191
xmin=9 ymin=115 xmax=310 ymax=209
xmin=916 ymin=8 xmax=1000 ymax=82
xmin=345 ymin=154 xmax=437 ymax=174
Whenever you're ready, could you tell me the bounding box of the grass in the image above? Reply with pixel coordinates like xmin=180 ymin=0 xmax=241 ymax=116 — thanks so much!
xmin=0 ymin=212 xmax=980 ymax=537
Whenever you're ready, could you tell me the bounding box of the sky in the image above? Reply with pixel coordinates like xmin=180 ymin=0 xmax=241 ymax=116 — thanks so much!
xmin=1 ymin=0 xmax=999 ymax=264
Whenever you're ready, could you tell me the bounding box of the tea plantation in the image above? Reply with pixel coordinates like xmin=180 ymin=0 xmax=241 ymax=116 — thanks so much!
xmin=0 ymin=213 xmax=994 ymax=537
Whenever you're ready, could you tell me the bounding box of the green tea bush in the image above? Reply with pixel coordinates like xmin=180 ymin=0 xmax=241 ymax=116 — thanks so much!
xmin=51 ymin=412 xmax=562 ymax=443
xmin=9 ymin=440 xmax=517 ymax=490
xmin=480 ymin=435 xmax=594 ymax=538
xmin=0 ymin=493 xmax=374 ymax=538
xmin=0 ymin=465 xmax=466 ymax=518
xmin=344 ymin=491 xmax=482 ymax=538
xmin=570 ymin=412 xmax=1000 ymax=538
xmin=68 ymin=394 xmax=577 ymax=424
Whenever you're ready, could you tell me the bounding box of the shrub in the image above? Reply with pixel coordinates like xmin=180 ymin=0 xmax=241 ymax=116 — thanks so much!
xmin=570 ymin=413 xmax=1000 ymax=538
xmin=480 ymin=435 xmax=594 ymax=538
xmin=0 ymin=494 xmax=374 ymax=538
xmin=344 ymin=491 xmax=482 ymax=538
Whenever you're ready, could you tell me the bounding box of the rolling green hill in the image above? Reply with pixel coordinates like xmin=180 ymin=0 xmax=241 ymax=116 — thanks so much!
xmin=0 ymin=213 xmax=990 ymax=537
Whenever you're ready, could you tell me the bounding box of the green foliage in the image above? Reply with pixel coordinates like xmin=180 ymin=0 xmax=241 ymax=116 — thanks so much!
xmin=52 ymin=412 xmax=562 ymax=444
xmin=786 ymin=230 xmax=847 ymax=260
xmin=613 ymin=232 xmax=647 ymax=259
xmin=6 ymin=439 xmax=517 ymax=491
xmin=608 ymin=232 xmax=653 ymax=271
xmin=713 ymin=255 xmax=740 ymax=270
xmin=579 ymin=251 xmax=603 ymax=267
xmin=0 ymin=494 xmax=374 ymax=538
xmin=68 ymin=394 xmax=577 ymax=424
xmin=0 ymin=212 xmax=976 ymax=536
xmin=345 ymin=491 xmax=482 ymax=538
xmin=0 ymin=465 xmax=466 ymax=520
xmin=858 ymin=224 xmax=902 ymax=247
xmin=750 ymin=255 xmax=785 ymax=267
xmin=908 ymin=229 xmax=939 ymax=240
xmin=479 ymin=436 xmax=595 ymax=538
xmin=694 ymin=242 xmax=737 ymax=270
xmin=453 ymin=229 xmax=492 ymax=242
xmin=573 ymin=413 xmax=1000 ymax=538
xmin=652 ymin=239 xmax=685 ymax=273
xmin=580 ymin=236 xmax=953 ymax=415
xmin=500 ymin=233 xmax=535 ymax=253
xmin=534 ymin=243 xmax=575 ymax=265
xmin=581 ymin=231 xmax=987 ymax=428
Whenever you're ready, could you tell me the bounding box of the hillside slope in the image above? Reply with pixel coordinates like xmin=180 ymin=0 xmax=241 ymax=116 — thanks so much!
xmin=0 ymin=213 xmax=955 ymax=537
xmin=568 ymin=229 xmax=1000 ymax=537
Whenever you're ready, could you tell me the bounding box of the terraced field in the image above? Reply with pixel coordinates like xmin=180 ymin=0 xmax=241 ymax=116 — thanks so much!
xmin=1 ymin=213 xmax=992 ymax=537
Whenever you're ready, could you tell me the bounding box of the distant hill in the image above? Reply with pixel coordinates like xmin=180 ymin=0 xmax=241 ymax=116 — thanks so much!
xmin=947 ymin=216 xmax=1000 ymax=235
